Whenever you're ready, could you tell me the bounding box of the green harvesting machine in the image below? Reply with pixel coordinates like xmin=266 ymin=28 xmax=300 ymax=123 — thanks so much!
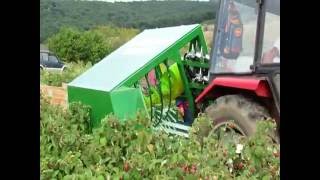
xmin=68 ymin=24 xmax=210 ymax=137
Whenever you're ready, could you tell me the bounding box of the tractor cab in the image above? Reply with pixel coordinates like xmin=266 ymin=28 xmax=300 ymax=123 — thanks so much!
xmin=209 ymin=0 xmax=280 ymax=75
xmin=195 ymin=0 xmax=280 ymax=141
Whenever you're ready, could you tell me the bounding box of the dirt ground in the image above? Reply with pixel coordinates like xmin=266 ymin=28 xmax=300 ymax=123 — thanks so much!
xmin=40 ymin=83 xmax=67 ymax=108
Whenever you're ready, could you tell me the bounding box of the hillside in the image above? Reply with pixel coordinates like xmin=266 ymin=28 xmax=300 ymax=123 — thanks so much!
xmin=40 ymin=0 xmax=218 ymax=42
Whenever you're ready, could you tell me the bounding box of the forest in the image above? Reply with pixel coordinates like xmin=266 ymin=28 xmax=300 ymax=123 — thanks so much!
xmin=40 ymin=0 xmax=218 ymax=42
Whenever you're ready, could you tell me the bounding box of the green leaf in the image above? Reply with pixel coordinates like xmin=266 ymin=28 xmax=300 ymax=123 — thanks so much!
xmin=208 ymin=159 xmax=218 ymax=166
xmin=96 ymin=175 xmax=105 ymax=180
xmin=185 ymin=174 xmax=198 ymax=180
xmin=53 ymin=170 xmax=60 ymax=177
xmin=160 ymin=159 xmax=168 ymax=168
xmin=147 ymin=144 xmax=154 ymax=153
xmin=123 ymin=173 xmax=130 ymax=180
xmin=62 ymin=175 xmax=73 ymax=180
xmin=254 ymin=146 xmax=264 ymax=157
xmin=84 ymin=169 xmax=92 ymax=177
xmin=262 ymin=175 xmax=271 ymax=180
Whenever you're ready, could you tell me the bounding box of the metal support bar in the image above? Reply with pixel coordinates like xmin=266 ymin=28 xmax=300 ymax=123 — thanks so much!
xmin=182 ymin=60 xmax=210 ymax=68
xmin=174 ymin=52 xmax=195 ymax=118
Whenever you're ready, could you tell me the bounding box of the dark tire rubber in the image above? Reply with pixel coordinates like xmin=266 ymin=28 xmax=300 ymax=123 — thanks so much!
xmin=205 ymin=95 xmax=271 ymax=137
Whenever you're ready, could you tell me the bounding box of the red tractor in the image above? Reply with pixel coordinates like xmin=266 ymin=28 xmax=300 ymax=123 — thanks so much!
xmin=195 ymin=0 xmax=280 ymax=141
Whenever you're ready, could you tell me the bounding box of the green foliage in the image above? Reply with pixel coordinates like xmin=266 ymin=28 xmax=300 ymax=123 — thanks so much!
xmin=41 ymin=95 xmax=280 ymax=179
xmin=40 ymin=61 xmax=92 ymax=86
xmin=47 ymin=26 xmax=139 ymax=64
xmin=40 ymin=0 xmax=218 ymax=42
xmin=92 ymin=26 xmax=140 ymax=56
xmin=47 ymin=27 xmax=108 ymax=64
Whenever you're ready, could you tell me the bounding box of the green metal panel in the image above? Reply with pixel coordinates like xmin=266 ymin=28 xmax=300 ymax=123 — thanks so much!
xmin=68 ymin=24 xmax=201 ymax=92
xmin=67 ymin=86 xmax=113 ymax=128
xmin=110 ymin=86 xmax=147 ymax=121
xmin=68 ymin=85 xmax=147 ymax=127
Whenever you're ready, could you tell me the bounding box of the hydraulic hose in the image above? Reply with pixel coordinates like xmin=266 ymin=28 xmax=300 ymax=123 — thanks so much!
xmin=144 ymin=74 xmax=153 ymax=123
xmin=154 ymin=65 xmax=164 ymax=127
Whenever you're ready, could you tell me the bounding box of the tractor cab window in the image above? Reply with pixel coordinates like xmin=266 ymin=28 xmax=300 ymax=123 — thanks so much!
xmin=261 ymin=0 xmax=280 ymax=64
xmin=211 ymin=0 xmax=258 ymax=74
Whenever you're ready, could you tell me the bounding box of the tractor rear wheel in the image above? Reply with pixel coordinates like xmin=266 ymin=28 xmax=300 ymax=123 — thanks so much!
xmin=204 ymin=95 xmax=275 ymax=142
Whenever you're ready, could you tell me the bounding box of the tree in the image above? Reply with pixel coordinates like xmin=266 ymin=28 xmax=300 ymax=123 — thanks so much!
xmin=47 ymin=27 xmax=108 ymax=64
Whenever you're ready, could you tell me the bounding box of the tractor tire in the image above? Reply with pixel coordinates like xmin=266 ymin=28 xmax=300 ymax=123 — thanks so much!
xmin=204 ymin=94 xmax=273 ymax=138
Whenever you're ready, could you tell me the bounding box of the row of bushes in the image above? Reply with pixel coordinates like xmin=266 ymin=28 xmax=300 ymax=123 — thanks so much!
xmin=40 ymin=94 xmax=280 ymax=179
xmin=40 ymin=62 xmax=92 ymax=86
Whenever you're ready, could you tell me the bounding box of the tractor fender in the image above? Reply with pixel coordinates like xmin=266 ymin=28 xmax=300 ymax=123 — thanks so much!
xmin=195 ymin=77 xmax=272 ymax=103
